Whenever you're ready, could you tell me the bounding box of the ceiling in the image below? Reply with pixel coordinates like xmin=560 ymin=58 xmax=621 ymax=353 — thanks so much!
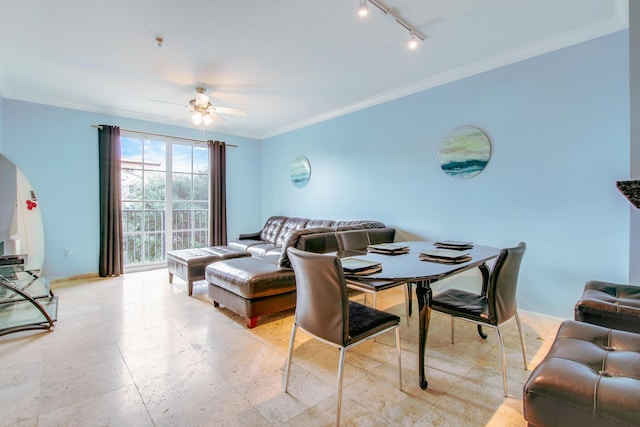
xmin=0 ymin=0 xmax=628 ymax=140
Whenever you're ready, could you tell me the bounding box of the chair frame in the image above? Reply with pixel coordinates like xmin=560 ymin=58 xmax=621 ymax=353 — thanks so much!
xmin=285 ymin=321 xmax=402 ymax=426
xmin=284 ymin=247 xmax=402 ymax=426
xmin=433 ymin=242 xmax=528 ymax=397
xmin=336 ymin=230 xmax=413 ymax=325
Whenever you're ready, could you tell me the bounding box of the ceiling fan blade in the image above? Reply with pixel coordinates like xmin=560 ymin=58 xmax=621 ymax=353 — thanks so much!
xmin=208 ymin=112 xmax=228 ymax=123
xmin=150 ymin=99 xmax=186 ymax=106
xmin=211 ymin=106 xmax=247 ymax=116
xmin=171 ymin=110 xmax=191 ymax=121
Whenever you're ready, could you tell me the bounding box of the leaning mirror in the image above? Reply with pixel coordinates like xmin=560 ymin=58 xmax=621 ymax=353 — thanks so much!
xmin=0 ymin=154 xmax=44 ymax=271
xmin=290 ymin=155 xmax=311 ymax=188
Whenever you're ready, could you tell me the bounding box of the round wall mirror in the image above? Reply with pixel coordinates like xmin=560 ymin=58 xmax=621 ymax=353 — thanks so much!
xmin=438 ymin=126 xmax=491 ymax=179
xmin=0 ymin=154 xmax=44 ymax=271
xmin=290 ymin=155 xmax=311 ymax=188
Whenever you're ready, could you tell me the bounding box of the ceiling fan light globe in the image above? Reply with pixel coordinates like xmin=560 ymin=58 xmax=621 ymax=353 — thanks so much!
xmin=195 ymin=92 xmax=209 ymax=107
xmin=191 ymin=112 xmax=203 ymax=125
xmin=203 ymin=114 xmax=214 ymax=126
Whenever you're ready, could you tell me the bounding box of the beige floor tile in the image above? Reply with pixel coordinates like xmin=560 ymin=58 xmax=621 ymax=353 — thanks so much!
xmin=0 ymin=268 xmax=563 ymax=426
xmin=37 ymin=384 xmax=152 ymax=427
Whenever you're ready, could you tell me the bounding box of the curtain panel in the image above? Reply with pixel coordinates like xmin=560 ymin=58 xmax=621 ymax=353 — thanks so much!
xmin=209 ymin=140 xmax=227 ymax=246
xmin=98 ymin=125 xmax=124 ymax=277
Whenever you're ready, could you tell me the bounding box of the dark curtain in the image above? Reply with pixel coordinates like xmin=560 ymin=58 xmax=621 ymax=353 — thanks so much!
xmin=209 ymin=140 xmax=227 ymax=246
xmin=98 ymin=125 xmax=124 ymax=277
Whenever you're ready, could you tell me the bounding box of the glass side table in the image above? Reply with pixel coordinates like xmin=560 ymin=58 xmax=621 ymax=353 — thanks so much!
xmin=0 ymin=260 xmax=58 ymax=337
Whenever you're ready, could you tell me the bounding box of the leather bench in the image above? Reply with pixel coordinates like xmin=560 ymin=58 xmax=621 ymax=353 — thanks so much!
xmin=575 ymin=280 xmax=640 ymax=334
xmin=523 ymin=320 xmax=640 ymax=427
xmin=167 ymin=246 xmax=250 ymax=296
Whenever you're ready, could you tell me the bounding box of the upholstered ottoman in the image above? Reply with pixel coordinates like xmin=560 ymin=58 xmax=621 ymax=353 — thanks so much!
xmin=523 ymin=320 xmax=640 ymax=427
xmin=167 ymin=246 xmax=250 ymax=296
xmin=205 ymin=256 xmax=296 ymax=328
xmin=575 ymin=280 xmax=640 ymax=334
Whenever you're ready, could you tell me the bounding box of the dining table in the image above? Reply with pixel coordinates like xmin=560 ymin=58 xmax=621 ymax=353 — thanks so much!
xmin=341 ymin=241 xmax=501 ymax=390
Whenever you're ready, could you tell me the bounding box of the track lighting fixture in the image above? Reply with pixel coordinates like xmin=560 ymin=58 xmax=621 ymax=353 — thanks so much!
xmin=357 ymin=0 xmax=425 ymax=50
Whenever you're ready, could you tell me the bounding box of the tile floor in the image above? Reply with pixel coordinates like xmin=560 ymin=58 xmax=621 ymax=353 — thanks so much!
xmin=0 ymin=269 xmax=563 ymax=426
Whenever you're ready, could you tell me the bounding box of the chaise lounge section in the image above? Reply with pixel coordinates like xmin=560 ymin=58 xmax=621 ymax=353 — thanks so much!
xmin=205 ymin=216 xmax=395 ymax=328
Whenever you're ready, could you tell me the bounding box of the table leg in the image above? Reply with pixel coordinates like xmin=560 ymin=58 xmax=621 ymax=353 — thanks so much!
xmin=416 ymin=280 xmax=432 ymax=390
xmin=477 ymin=263 xmax=490 ymax=339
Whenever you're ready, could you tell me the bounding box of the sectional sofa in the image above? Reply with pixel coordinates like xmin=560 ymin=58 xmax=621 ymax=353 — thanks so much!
xmin=205 ymin=215 xmax=395 ymax=328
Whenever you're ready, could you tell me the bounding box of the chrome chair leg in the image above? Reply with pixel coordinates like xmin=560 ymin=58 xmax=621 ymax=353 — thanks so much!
xmin=336 ymin=348 xmax=347 ymax=426
xmin=495 ymin=326 xmax=508 ymax=396
xmin=285 ymin=323 xmax=297 ymax=393
xmin=515 ymin=311 xmax=528 ymax=369
xmin=395 ymin=326 xmax=403 ymax=390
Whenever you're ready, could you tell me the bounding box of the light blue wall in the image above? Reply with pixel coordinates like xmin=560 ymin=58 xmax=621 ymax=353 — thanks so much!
xmin=261 ymin=31 xmax=630 ymax=319
xmin=0 ymin=97 xmax=4 ymax=151
xmin=630 ymin=3 xmax=640 ymax=282
xmin=1 ymin=100 xmax=262 ymax=278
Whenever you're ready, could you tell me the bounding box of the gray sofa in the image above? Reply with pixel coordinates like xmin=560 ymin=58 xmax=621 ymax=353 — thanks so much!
xmin=205 ymin=216 xmax=395 ymax=328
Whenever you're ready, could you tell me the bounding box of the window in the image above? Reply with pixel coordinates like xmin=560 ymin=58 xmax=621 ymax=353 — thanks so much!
xmin=120 ymin=133 xmax=209 ymax=268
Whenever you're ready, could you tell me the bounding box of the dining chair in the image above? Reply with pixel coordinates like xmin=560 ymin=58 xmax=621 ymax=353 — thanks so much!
xmin=285 ymin=247 xmax=402 ymax=426
xmin=336 ymin=229 xmax=412 ymax=325
xmin=430 ymin=241 xmax=527 ymax=397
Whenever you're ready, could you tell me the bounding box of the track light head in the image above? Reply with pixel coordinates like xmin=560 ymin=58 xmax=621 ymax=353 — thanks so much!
xmin=408 ymin=33 xmax=419 ymax=50
xmin=358 ymin=0 xmax=369 ymax=17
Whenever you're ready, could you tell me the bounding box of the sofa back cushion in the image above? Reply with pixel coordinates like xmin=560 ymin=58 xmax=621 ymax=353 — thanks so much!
xmin=334 ymin=220 xmax=386 ymax=230
xmin=278 ymin=227 xmax=334 ymax=268
xmin=306 ymin=219 xmax=335 ymax=228
xmin=274 ymin=217 xmax=310 ymax=246
xmin=259 ymin=216 xmax=288 ymax=244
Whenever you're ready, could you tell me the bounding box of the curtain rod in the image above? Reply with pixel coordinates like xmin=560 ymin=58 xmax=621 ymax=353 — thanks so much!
xmin=91 ymin=125 xmax=237 ymax=147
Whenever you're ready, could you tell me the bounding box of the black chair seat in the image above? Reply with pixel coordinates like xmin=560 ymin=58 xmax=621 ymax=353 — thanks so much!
xmin=348 ymin=301 xmax=400 ymax=342
xmin=431 ymin=289 xmax=488 ymax=319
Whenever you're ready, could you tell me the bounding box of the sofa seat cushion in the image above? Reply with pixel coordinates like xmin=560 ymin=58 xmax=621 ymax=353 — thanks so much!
xmin=523 ymin=320 xmax=640 ymax=427
xmin=246 ymin=243 xmax=280 ymax=256
xmin=228 ymin=239 xmax=265 ymax=251
xmin=205 ymin=256 xmax=296 ymax=300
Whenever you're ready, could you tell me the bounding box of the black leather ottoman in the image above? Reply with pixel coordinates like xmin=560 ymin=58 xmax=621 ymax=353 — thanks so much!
xmin=575 ymin=280 xmax=640 ymax=334
xmin=205 ymin=256 xmax=296 ymax=328
xmin=167 ymin=246 xmax=250 ymax=296
xmin=523 ymin=320 xmax=640 ymax=427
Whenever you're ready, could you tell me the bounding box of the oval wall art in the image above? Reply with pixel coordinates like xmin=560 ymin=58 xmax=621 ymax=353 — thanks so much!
xmin=438 ymin=126 xmax=491 ymax=179
xmin=290 ymin=155 xmax=311 ymax=188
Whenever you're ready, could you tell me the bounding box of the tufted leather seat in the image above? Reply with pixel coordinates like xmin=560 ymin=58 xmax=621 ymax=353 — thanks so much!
xmin=523 ymin=320 xmax=640 ymax=427
xmin=575 ymin=280 xmax=640 ymax=334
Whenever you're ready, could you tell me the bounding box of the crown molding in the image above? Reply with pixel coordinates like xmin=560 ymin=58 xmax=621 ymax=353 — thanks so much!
xmin=261 ymin=7 xmax=629 ymax=140
xmin=3 ymin=94 xmax=262 ymax=140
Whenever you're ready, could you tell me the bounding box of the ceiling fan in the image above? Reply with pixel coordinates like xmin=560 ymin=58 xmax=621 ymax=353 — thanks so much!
xmin=168 ymin=86 xmax=247 ymax=127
